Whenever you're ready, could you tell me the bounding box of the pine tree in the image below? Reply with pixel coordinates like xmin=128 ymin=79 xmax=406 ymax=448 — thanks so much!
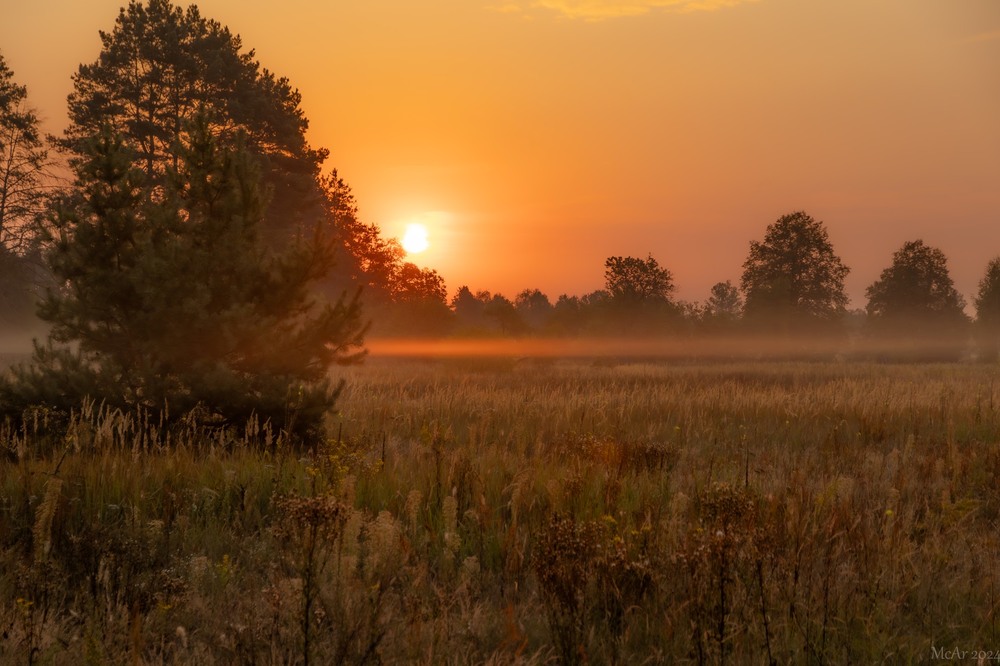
xmin=7 ymin=115 xmax=365 ymax=440
xmin=0 ymin=53 xmax=48 ymax=254
xmin=63 ymin=1 xmax=452 ymax=335
xmin=0 ymin=54 xmax=51 ymax=328
xmin=61 ymin=0 xmax=326 ymax=242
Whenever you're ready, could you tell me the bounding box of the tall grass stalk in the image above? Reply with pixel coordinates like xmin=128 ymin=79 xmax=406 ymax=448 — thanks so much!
xmin=2 ymin=359 xmax=999 ymax=662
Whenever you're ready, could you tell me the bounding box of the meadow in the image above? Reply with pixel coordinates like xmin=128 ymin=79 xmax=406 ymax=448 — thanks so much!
xmin=3 ymin=357 xmax=1000 ymax=664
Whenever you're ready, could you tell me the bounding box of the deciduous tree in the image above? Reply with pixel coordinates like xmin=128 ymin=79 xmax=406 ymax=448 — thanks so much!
xmin=602 ymin=254 xmax=677 ymax=333
xmin=741 ymin=211 xmax=849 ymax=333
xmin=318 ymin=172 xmax=404 ymax=301
xmin=702 ymin=280 xmax=743 ymax=332
xmin=368 ymin=262 xmax=452 ymax=336
xmin=515 ymin=288 xmax=553 ymax=331
xmin=483 ymin=293 xmax=523 ymax=335
xmin=550 ymin=294 xmax=585 ymax=335
xmin=605 ymin=255 xmax=674 ymax=305
xmin=865 ymin=239 xmax=968 ymax=357
xmin=317 ymin=171 xmax=456 ymax=335
xmin=975 ymin=257 xmax=1000 ymax=360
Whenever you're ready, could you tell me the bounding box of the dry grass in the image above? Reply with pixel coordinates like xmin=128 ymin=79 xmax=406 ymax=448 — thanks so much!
xmin=2 ymin=358 xmax=1000 ymax=663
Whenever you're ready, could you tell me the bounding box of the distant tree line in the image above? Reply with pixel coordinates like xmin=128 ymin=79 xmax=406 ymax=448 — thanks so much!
xmin=394 ymin=211 xmax=996 ymax=362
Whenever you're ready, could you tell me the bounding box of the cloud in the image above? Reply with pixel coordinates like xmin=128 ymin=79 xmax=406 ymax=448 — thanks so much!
xmin=493 ymin=0 xmax=759 ymax=21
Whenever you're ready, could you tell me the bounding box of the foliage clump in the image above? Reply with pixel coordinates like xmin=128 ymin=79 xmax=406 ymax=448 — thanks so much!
xmin=741 ymin=211 xmax=850 ymax=335
xmin=3 ymin=116 xmax=365 ymax=439
xmin=974 ymin=256 xmax=1000 ymax=361
xmin=865 ymin=239 xmax=968 ymax=359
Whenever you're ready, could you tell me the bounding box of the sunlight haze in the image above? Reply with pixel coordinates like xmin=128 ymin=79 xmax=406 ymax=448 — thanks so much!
xmin=1 ymin=0 xmax=998 ymax=306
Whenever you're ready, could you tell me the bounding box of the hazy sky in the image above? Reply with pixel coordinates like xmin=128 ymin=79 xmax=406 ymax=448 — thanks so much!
xmin=2 ymin=0 xmax=998 ymax=307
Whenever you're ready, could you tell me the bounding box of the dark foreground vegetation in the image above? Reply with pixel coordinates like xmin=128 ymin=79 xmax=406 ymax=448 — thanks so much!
xmin=2 ymin=2 xmax=1000 ymax=662
xmin=4 ymin=359 xmax=1000 ymax=663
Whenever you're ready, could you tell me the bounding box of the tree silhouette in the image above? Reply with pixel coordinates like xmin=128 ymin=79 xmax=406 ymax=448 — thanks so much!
xmin=865 ymin=240 xmax=968 ymax=357
xmin=61 ymin=0 xmax=443 ymax=337
xmin=602 ymin=255 xmax=676 ymax=333
xmin=61 ymin=0 xmax=326 ymax=240
xmin=482 ymin=292 xmax=523 ymax=335
xmin=0 ymin=54 xmax=48 ymax=255
xmin=0 ymin=54 xmax=51 ymax=328
xmin=448 ymin=286 xmax=481 ymax=333
xmin=367 ymin=263 xmax=452 ymax=336
xmin=5 ymin=117 xmax=365 ymax=438
xmin=605 ymin=255 xmax=674 ymax=305
xmin=515 ymin=289 xmax=554 ymax=331
xmin=550 ymin=294 xmax=585 ymax=335
xmin=390 ymin=263 xmax=446 ymax=304
xmin=448 ymin=288 xmax=526 ymax=335
xmin=318 ymin=172 xmax=404 ymax=302
xmin=975 ymin=257 xmax=1000 ymax=361
xmin=741 ymin=211 xmax=849 ymax=334
xmin=702 ymin=280 xmax=742 ymax=332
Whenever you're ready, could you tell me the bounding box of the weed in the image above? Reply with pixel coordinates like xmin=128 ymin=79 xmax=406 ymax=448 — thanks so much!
xmin=2 ymin=359 xmax=999 ymax=661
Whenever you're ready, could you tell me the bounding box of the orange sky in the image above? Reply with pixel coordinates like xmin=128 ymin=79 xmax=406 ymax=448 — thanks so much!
xmin=2 ymin=0 xmax=998 ymax=308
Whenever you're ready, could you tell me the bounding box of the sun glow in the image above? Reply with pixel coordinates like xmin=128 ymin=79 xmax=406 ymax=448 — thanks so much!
xmin=401 ymin=223 xmax=430 ymax=254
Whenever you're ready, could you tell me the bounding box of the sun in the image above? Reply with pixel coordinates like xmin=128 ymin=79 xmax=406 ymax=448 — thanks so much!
xmin=401 ymin=223 xmax=430 ymax=254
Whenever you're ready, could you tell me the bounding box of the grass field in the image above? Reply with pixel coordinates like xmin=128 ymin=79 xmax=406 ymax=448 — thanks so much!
xmin=3 ymin=357 xmax=1000 ymax=663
